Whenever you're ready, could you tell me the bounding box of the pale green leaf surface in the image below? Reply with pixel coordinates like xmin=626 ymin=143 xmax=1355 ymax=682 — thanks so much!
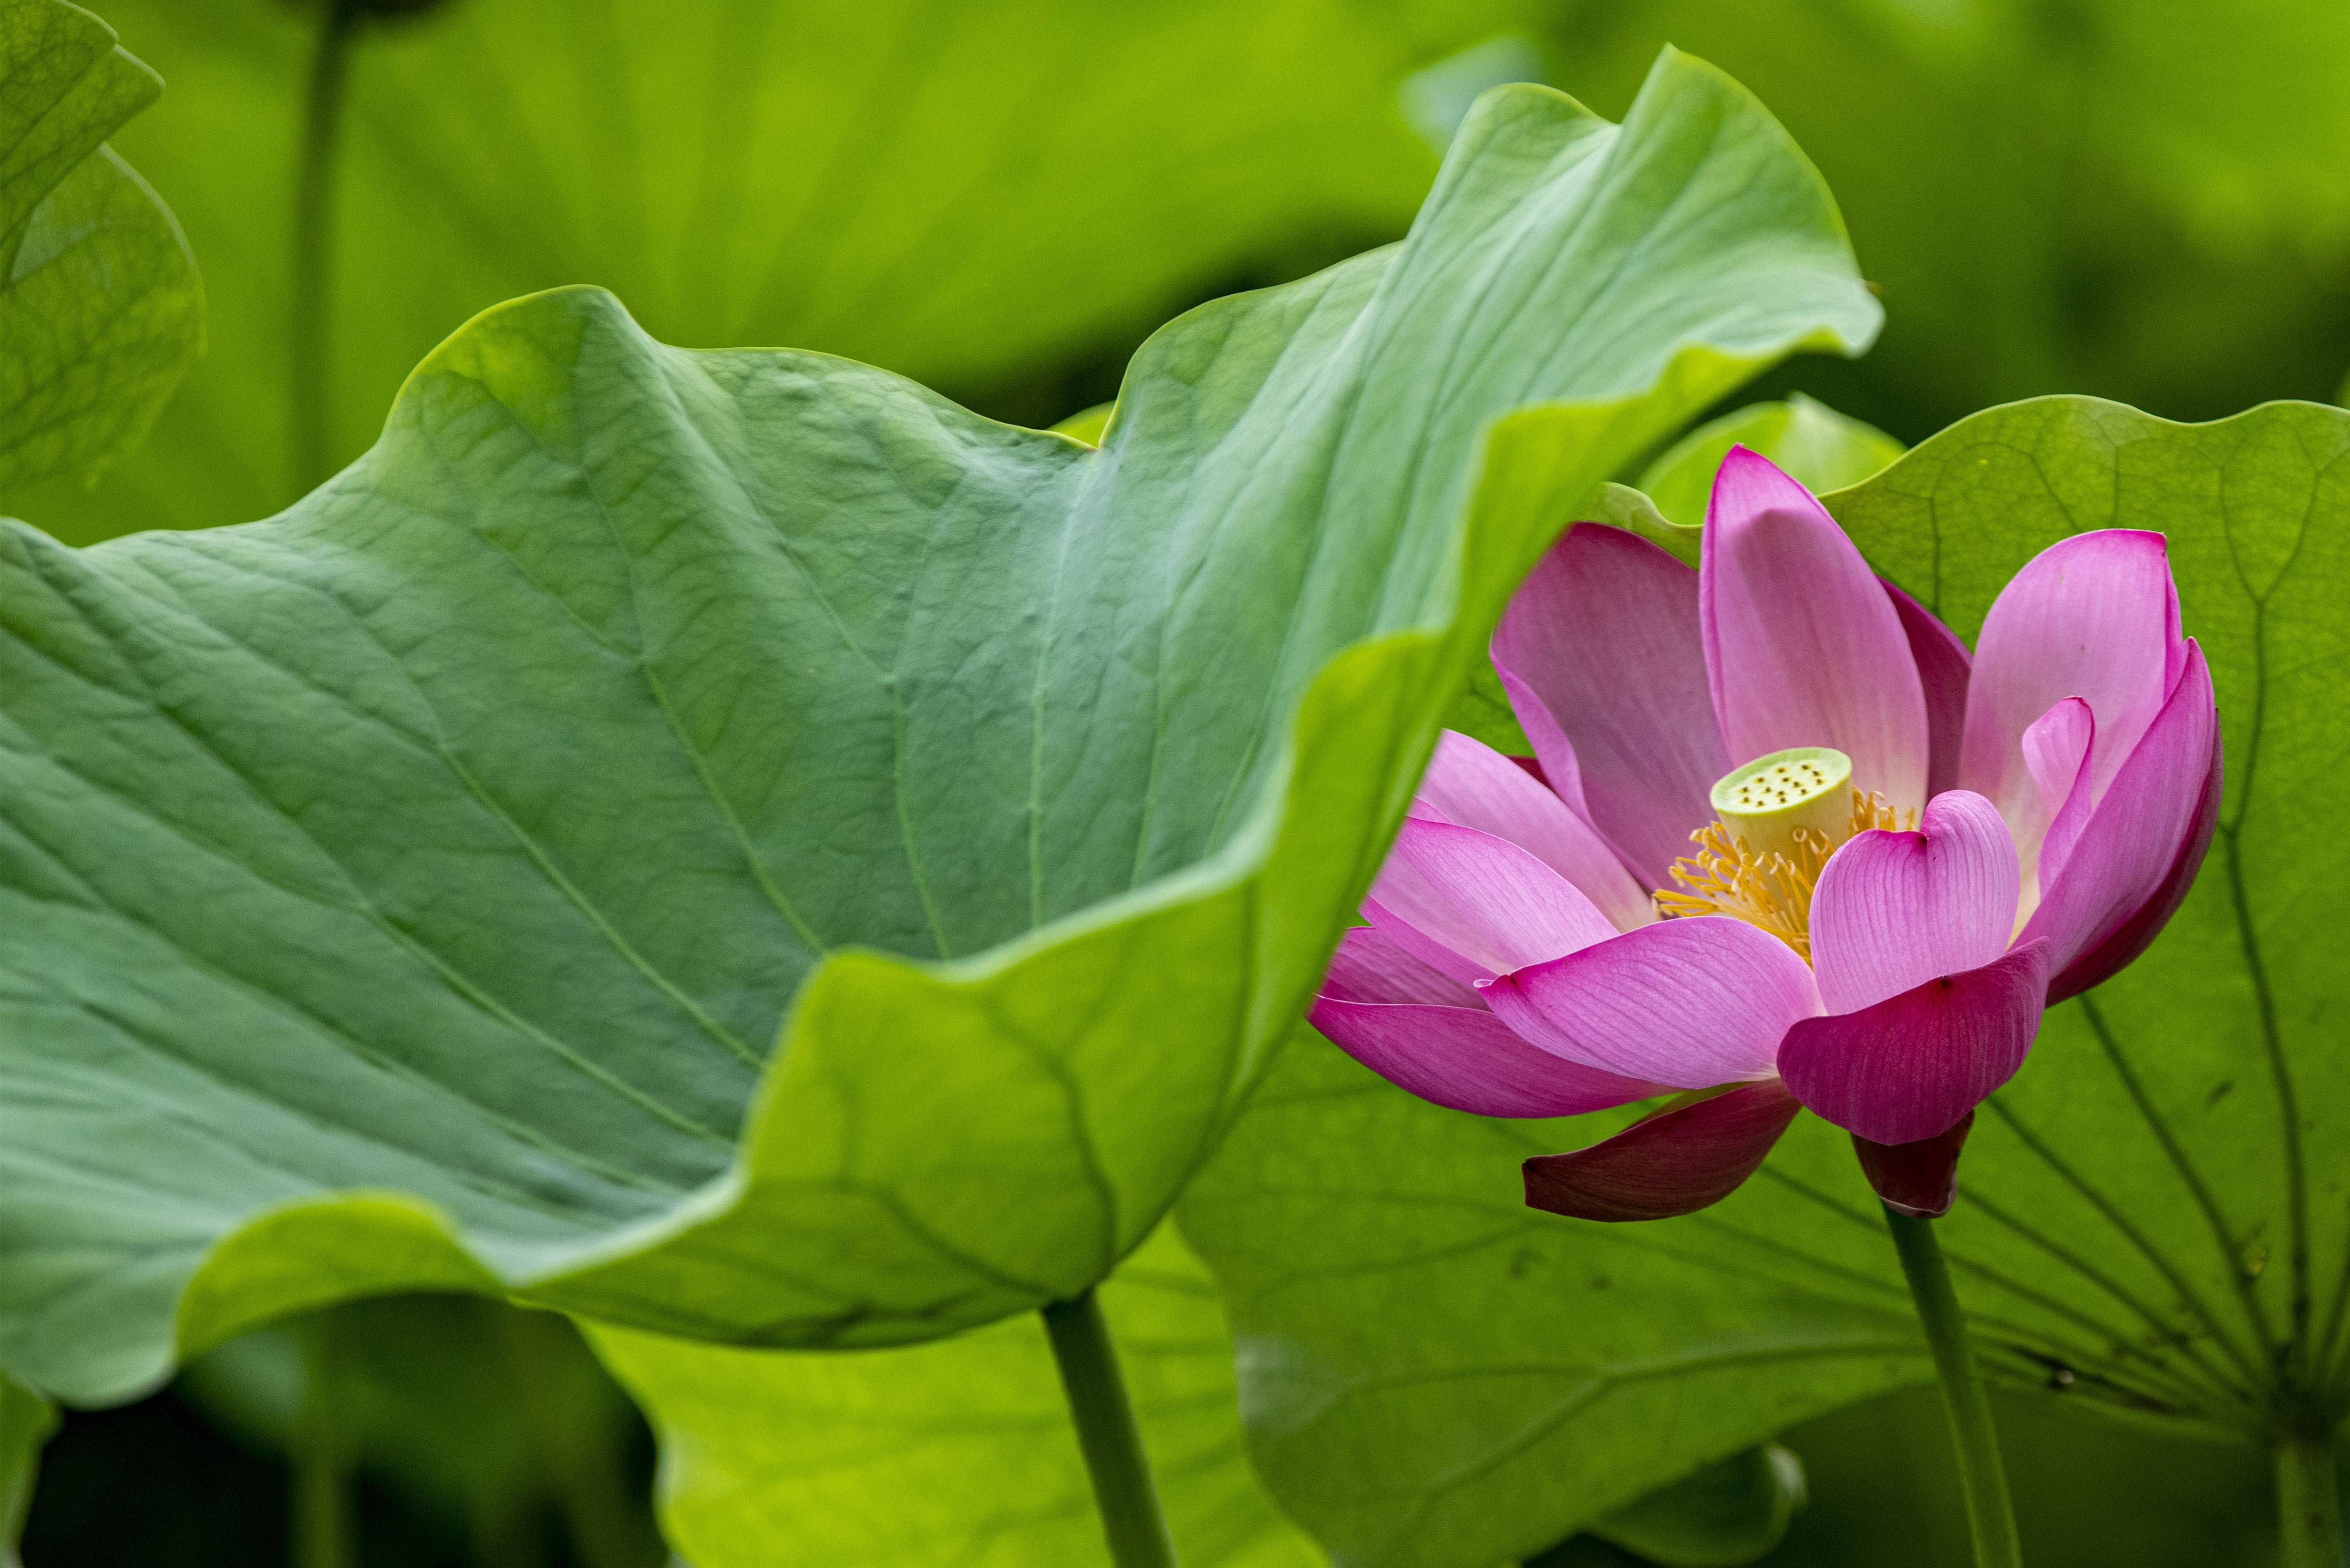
xmin=0 ymin=0 xmax=201 ymax=490
xmin=1637 ymin=393 xmax=1900 ymax=530
xmin=0 ymin=53 xmax=1876 ymax=1407
xmin=1182 ymin=398 xmax=2350 ymax=1566
xmin=0 ymin=0 xmax=1525 ymax=540
xmin=595 ymin=1225 xmax=1321 ymax=1568
xmin=1588 ymin=1445 xmax=1804 ymax=1568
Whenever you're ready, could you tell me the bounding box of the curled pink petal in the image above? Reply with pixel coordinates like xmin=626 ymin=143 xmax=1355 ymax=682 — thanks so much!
xmin=1412 ymin=731 xmax=1654 ymax=931
xmin=1522 ymin=1079 xmax=1801 ymax=1222
xmin=1701 ymin=447 xmax=1929 ymax=812
xmin=1493 ymin=524 xmax=1726 ymax=888
xmin=2020 ymin=697 xmax=2095 ymax=898
xmin=1852 ymin=1113 xmax=1975 ymax=1218
xmin=1480 ymin=916 xmax=1821 ymax=1086
xmin=1311 ymin=995 xmax=1666 ymax=1118
xmin=1364 ymin=818 xmax=1618 ymax=985
xmin=2020 ymin=641 xmax=2219 ymax=984
xmin=1960 ymin=530 xmax=2183 ymax=851
xmin=1809 ymin=789 xmax=2019 ymax=1015
xmin=1883 ymin=579 xmax=1971 ymax=799
xmin=1778 ymin=943 xmax=2051 ymax=1145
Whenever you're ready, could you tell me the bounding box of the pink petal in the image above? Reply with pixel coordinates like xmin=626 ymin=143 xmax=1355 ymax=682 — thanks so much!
xmin=1310 ymin=994 xmax=1667 ymax=1118
xmin=1480 ymin=917 xmax=1821 ymax=1086
xmin=1412 ymin=730 xmax=1654 ymax=932
xmin=1808 ymin=789 xmax=2020 ymax=1015
xmin=2024 ymin=642 xmax=2222 ymax=998
xmin=1364 ymin=818 xmax=1618 ymax=986
xmin=1883 ymin=579 xmax=1971 ymax=799
xmin=1959 ymin=530 xmax=2184 ymax=856
xmin=1522 ymin=1080 xmax=1801 ymax=1222
xmin=2047 ymin=734 xmax=2220 ymax=1005
xmin=2018 ymin=696 xmax=2096 ymax=903
xmin=1852 ymin=1113 xmax=1975 ymax=1218
xmin=1701 ymin=447 xmax=1930 ymax=812
xmin=1320 ymin=924 xmax=1481 ymax=1008
xmin=1777 ymin=943 xmax=2051 ymax=1145
xmin=1492 ymin=524 xmax=1726 ymax=889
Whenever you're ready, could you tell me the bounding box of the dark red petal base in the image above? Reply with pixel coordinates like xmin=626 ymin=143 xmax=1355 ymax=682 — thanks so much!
xmin=1852 ymin=1111 xmax=1975 ymax=1217
xmin=1523 ymin=1079 xmax=1801 ymax=1222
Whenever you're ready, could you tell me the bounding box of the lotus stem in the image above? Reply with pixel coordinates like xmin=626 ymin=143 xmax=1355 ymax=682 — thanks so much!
xmin=291 ymin=1313 xmax=355 ymax=1568
xmin=1884 ymin=1204 xmax=2023 ymax=1568
xmin=2276 ymin=1416 xmax=2345 ymax=1568
xmin=1041 ymin=1289 xmax=1179 ymax=1568
xmin=290 ymin=0 xmax=362 ymax=494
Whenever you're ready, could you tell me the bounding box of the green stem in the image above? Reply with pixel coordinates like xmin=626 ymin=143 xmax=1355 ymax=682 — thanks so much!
xmin=290 ymin=0 xmax=361 ymax=494
xmin=1884 ymin=1205 xmax=2023 ymax=1568
xmin=2277 ymin=1419 xmax=2345 ymax=1568
xmin=291 ymin=1314 xmax=355 ymax=1568
xmin=1041 ymin=1290 xmax=1178 ymax=1568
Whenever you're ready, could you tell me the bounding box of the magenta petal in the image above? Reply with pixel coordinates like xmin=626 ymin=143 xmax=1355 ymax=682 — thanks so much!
xmin=1959 ymin=530 xmax=2182 ymax=849
xmin=1493 ymin=524 xmax=1726 ymax=888
xmin=1522 ymin=1079 xmax=1801 ymax=1222
xmin=1413 ymin=730 xmax=1654 ymax=931
xmin=1778 ymin=942 xmax=2051 ymax=1145
xmin=1852 ymin=1113 xmax=1975 ymax=1218
xmin=1311 ymin=994 xmax=1667 ymax=1118
xmin=2020 ymin=697 xmax=2096 ymax=896
xmin=1808 ymin=789 xmax=2019 ymax=1015
xmin=1701 ymin=447 xmax=1930 ymax=811
xmin=1884 ymin=580 xmax=1972 ymax=799
xmin=2020 ymin=641 xmax=2220 ymax=984
xmin=1321 ymin=925 xmax=1481 ymax=1008
xmin=1481 ymin=917 xmax=1821 ymax=1086
xmin=1364 ymin=818 xmax=1619 ymax=985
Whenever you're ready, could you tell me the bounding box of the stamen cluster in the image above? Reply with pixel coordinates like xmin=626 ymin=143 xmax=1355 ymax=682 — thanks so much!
xmin=1654 ymin=788 xmax=1905 ymax=960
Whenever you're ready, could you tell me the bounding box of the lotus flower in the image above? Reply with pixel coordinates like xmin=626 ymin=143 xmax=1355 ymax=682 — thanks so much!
xmin=1315 ymin=448 xmax=2220 ymax=1218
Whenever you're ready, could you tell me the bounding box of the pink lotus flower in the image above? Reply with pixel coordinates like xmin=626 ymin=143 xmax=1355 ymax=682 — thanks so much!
xmin=1315 ymin=447 xmax=2220 ymax=1218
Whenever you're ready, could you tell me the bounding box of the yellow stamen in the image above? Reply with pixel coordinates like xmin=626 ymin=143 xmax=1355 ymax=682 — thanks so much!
xmin=1655 ymin=787 xmax=1912 ymax=960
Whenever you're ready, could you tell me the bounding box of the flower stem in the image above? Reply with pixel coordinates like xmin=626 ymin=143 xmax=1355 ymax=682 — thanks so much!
xmin=292 ymin=1313 xmax=355 ymax=1568
xmin=1884 ymin=1204 xmax=2022 ymax=1568
xmin=290 ymin=0 xmax=361 ymax=494
xmin=1041 ymin=1289 xmax=1179 ymax=1568
xmin=2276 ymin=1417 xmax=2345 ymax=1568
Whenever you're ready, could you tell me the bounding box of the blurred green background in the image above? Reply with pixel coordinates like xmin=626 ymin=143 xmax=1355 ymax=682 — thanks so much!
xmin=10 ymin=0 xmax=2347 ymax=1561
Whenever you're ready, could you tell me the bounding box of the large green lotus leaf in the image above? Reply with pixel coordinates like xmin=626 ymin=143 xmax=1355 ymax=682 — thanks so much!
xmin=0 ymin=0 xmax=1531 ymax=542
xmin=0 ymin=52 xmax=1878 ymax=1405
xmin=1179 ymin=397 xmax=2350 ymax=1566
xmin=593 ymin=1224 xmax=1321 ymax=1568
xmin=0 ymin=0 xmax=201 ymax=490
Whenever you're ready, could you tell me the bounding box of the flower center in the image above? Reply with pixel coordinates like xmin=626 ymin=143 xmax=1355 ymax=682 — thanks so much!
xmin=1655 ymin=746 xmax=1904 ymax=961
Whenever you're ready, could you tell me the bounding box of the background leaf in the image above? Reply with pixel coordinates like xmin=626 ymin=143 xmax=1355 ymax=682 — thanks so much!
xmin=0 ymin=0 xmax=1518 ymax=540
xmin=0 ymin=53 xmax=1878 ymax=1406
xmin=1181 ymin=396 xmax=2350 ymax=1565
xmin=594 ymin=1225 xmax=1320 ymax=1568
xmin=181 ymin=1299 xmax=662 ymax=1568
xmin=1523 ymin=0 xmax=2350 ymax=435
xmin=0 ymin=0 xmax=201 ymax=490
xmin=1635 ymin=395 xmax=1900 ymax=531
